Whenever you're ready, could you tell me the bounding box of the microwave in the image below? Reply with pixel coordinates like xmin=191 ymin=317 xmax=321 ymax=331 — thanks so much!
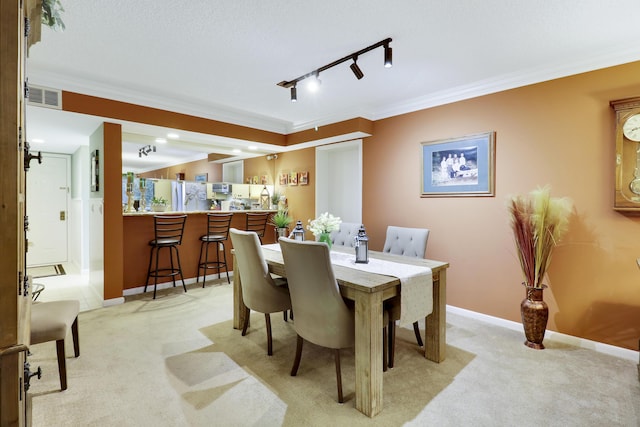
xmin=210 ymin=182 xmax=232 ymax=194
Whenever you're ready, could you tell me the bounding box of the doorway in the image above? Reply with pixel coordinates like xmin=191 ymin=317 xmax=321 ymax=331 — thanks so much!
xmin=26 ymin=152 xmax=70 ymax=266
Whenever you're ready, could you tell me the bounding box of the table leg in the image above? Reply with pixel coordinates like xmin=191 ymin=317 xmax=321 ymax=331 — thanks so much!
xmin=354 ymin=289 xmax=384 ymax=417
xmin=232 ymin=254 xmax=248 ymax=330
xmin=425 ymin=268 xmax=446 ymax=362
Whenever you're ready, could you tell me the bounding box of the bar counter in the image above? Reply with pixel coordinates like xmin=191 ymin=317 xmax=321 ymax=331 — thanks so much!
xmin=122 ymin=210 xmax=277 ymax=291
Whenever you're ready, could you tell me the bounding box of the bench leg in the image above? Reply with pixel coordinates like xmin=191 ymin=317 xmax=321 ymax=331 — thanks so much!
xmin=56 ymin=339 xmax=67 ymax=391
xmin=72 ymin=317 xmax=80 ymax=357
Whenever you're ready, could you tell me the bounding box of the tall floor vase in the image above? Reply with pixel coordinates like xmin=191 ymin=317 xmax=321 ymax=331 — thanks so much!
xmin=521 ymin=284 xmax=548 ymax=349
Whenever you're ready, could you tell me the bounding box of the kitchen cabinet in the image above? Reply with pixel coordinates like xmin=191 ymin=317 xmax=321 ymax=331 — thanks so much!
xmin=233 ymin=184 xmax=250 ymax=198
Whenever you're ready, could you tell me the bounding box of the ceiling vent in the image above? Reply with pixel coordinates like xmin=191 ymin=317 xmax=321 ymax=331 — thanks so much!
xmin=27 ymin=85 xmax=62 ymax=109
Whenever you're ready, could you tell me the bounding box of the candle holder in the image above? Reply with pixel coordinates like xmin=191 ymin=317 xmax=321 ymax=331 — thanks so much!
xmin=126 ymin=190 xmax=135 ymax=213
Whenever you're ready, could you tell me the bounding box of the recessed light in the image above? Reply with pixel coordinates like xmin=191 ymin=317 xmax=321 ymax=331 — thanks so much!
xmin=232 ymin=149 xmax=241 ymax=154
xmin=167 ymin=132 xmax=179 ymax=139
xmin=248 ymin=145 xmax=257 ymax=150
xmin=32 ymin=138 xmax=44 ymax=143
xmin=155 ymin=138 xmax=167 ymax=143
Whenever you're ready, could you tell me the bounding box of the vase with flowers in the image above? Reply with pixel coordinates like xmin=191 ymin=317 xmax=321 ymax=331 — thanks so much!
xmin=307 ymin=212 xmax=342 ymax=250
xmin=508 ymin=185 xmax=572 ymax=349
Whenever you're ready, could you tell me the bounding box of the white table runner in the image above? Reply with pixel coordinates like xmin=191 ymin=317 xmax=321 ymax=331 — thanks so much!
xmin=264 ymin=244 xmax=433 ymax=326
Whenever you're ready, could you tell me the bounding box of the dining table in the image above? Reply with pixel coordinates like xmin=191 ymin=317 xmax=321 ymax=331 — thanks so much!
xmin=231 ymin=244 xmax=449 ymax=417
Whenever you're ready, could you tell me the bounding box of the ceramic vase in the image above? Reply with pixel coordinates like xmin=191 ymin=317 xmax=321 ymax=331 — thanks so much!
xmin=275 ymin=227 xmax=288 ymax=240
xmin=521 ymin=284 xmax=548 ymax=349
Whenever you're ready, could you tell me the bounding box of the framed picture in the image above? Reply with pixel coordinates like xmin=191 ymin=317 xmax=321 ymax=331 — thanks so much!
xmin=260 ymin=175 xmax=268 ymax=185
xmin=195 ymin=173 xmax=208 ymax=182
xmin=289 ymin=172 xmax=298 ymax=186
xmin=91 ymin=149 xmax=99 ymax=192
xmin=421 ymin=131 xmax=495 ymax=197
xmin=279 ymin=173 xmax=288 ymax=186
xmin=299 ymin=171 xmax=309 ymax=185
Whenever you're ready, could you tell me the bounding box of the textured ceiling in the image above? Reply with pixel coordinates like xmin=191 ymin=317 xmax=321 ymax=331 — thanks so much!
xmin=24 ymin=0 xmax=640 ymax=171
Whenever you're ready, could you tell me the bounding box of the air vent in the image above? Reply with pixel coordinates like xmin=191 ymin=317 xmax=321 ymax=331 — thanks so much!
xmin=27 ymin=85 xmax=62 ymax=109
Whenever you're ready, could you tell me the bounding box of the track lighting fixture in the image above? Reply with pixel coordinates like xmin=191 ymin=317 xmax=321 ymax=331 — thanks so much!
xmin=138 ymin=144 xmax=156 ymax=158
xmin=350 ymin=57 xmax=364 ymax=80
xmin=384 ymin=42 xmax=392 ymax=68
xmin=277 ymin=37 xmax=392 ymax=100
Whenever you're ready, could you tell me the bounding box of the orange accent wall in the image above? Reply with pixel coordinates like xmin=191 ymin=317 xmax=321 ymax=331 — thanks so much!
xmin=363 ymin=61 xmax=640 ymax=350
xmin=103 ymin=122 xmax=124 ymax=300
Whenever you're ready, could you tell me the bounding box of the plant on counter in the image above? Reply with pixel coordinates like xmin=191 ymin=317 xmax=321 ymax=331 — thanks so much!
xmin=270 ymin=209 xmax=293 ymax=229
xmin=271 ymin=191 xmax=281 ymax=207
xmin=151 ymin=196 xmax=168 ymax=206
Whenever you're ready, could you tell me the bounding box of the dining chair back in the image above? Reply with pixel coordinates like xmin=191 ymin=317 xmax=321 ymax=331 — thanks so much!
xmin=279 ymin=237 xmax=355 ymax=402
xmin=329 ymin=222 xmax=361 ymax=248
xmin=382 ymin=226 xmax=429 ymax=258
xmin=382 ymin=225 xmax=430 ymax=368
xmin=230 ymin=228 xmax=291 ymax=355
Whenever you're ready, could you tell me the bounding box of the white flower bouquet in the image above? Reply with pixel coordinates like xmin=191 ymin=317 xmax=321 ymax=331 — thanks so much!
xmin=307 ymin=212 xmax=342 ymax=238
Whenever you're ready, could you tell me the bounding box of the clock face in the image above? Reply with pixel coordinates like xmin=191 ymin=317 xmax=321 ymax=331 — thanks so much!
xmin=623 ymin=113 xmax=640 ymax=141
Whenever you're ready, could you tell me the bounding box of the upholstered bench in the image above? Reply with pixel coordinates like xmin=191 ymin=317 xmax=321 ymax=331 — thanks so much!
xmin=31 ymin=300 xmax=80 ymax=390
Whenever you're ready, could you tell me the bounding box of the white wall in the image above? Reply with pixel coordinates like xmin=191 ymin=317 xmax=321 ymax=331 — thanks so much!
xmin=315 ymin=140 xmax=362 ymax=223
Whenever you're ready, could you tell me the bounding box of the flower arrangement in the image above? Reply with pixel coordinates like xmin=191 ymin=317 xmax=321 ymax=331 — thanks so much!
xmin=307 ymin=212 xmax=342 ymax=238
xmin=508 ymin=186 xmax=572 ymax=289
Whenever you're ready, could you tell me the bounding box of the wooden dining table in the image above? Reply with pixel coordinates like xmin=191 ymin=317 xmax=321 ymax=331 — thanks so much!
xmin=232 ymin=245 xmax=449 ymax=417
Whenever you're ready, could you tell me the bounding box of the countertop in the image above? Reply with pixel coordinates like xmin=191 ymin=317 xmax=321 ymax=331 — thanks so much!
xmin=122 ymin=209 xmax=276 ymax=216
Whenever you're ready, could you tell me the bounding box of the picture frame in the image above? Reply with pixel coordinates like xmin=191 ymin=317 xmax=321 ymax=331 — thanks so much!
xmin=260 ymin=175 xmax=268 ymax=185
xmin=421 ymin=131 xmax=495 ymax=197
xmin=299 ymin=171 xmax=309 ymax=185
xmin=91 ymin=149 xmax=99 ymax=192
xmin=195 ymin=173 xmax=208 ymax=183
xmin=289 ymin=171 xmax=298 ymax=186
xmin=279 ymin=173 xmax=288 ymax=186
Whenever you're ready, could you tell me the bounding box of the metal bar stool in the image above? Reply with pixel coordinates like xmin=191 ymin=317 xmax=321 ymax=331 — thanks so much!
xmin=245 ymin=212 xmax=269 ymax=244
xmin=197 ymin=213 xmax=233 ymax=286
xmin=145 ymin=215 xmax=188 ymax=299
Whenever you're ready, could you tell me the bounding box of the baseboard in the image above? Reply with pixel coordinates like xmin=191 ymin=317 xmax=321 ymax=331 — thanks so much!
xmin=103 ymin=297 xmax=124 ymax=307
xmin=122 ymin=272 xmax=234 ymax=297
xmin=447 ymin=305 xmax=640 ymax=363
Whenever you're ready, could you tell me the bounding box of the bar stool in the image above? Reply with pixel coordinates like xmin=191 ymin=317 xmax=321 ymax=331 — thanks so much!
xmin=245 ymin=212 xmax=269 ymax=243
xmin=197 ymin=213 xmax=233 ymax=285
xmin=145 ymin=215 xmax=188 ymax=299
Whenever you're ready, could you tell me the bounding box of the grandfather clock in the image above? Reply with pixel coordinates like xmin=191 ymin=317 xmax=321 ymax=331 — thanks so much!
xmin=0 ymin=0 xmax=41 ymax=424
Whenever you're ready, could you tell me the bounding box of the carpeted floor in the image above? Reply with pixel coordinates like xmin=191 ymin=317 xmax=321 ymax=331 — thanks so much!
xmin=28 ymin=282 xmax=640 ymax=426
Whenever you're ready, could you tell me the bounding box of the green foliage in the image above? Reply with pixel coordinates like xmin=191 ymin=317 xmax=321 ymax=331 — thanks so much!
xmin=42 ymin=0 xmax=66 ymax=31
xmin=270 ymin=209 xmax=293 ymax=228
xmin=152 ymin=196 xmax=167 ymax=205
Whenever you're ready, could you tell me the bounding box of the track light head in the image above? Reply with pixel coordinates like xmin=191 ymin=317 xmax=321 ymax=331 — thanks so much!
xmin=350 ymin=58 xmax=364 ymax=80
xmin=291 ymin=85 xmax=297 ymax=102
xmin=384 ymin=44 xmax=392 ymax=68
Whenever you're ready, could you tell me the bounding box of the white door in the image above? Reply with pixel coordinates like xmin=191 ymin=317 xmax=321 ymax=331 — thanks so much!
xmin=26 ymin=153 xmax=69 ymax=266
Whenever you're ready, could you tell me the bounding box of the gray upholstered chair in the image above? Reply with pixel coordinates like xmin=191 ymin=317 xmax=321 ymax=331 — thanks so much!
xmin=383 ymin=225 xmax=430 ymax=368
xmin=30 ymin=300 xmax=80 ymax=390
xmin=279 ymin=237 xmax=389 ymax=404
xmin=329 ymin=222 xmax=361 ymax=248
xmin=230 ymin=228 xmax=292 ymax=356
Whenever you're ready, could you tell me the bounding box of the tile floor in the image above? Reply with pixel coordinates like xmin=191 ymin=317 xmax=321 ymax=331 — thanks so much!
xmin=31 ymin=263 xmax=103 ymax=312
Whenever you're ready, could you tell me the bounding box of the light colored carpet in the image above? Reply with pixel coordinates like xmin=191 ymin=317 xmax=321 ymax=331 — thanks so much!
xmin=28 ymin=282 xmax=640 ymax=426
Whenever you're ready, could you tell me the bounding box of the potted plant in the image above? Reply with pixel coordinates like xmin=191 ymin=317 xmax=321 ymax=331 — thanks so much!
xmin=270 ymin=191 xmax=281 ymax=210
xmin=151 ymin=196 xmax=168 ymax=212
xmin=508 ymin=185 xmax=572 ymax=349
xmin=270 ymin=209 xmax=293 ymax=239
